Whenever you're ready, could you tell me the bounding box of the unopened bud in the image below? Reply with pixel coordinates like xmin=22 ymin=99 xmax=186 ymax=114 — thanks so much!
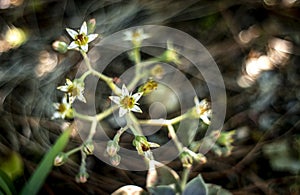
xmin=106 ymin=140 xmax=120 ymax=157
xmin=83 ymin=141 xmax=94 ymax=155
xmin=87 ymin=18 xmax=96 ymax=34
xmin=52 ymin=40 xmax=68 ymax=53
xmin=54 ymin=152 xmax=67 ymax=166
xmin=75 ymin=171 xmax=89 ymax=183
xmin=110 ymin=154 xmax=121 ymax=167
xmin=180 ymin=151 xmax=193 ymax=168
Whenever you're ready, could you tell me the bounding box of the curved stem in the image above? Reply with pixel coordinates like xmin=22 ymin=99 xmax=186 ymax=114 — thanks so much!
xmin=167 ymin=124 xmax=183 ymax=152
xmin=80 ymin=51 xmax=121 ymax=95
xmin=73 ymin=110 xmax=94 ymax=122
xmin=95 ymin=104 xmax=119 ymax=121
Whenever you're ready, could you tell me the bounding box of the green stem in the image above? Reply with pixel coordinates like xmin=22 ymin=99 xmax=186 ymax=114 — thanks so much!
xmin=127 ymin=59 xmax=159 ymax=91
xmin=73 ymin=110 xmax=94 ymax=122
xmin=113 ymin=125 xmax=129 ymax=142
xmin=167 ymin=124 xmax=183 ymax=152
xmin=181 ymin=166 xmax=192 ymax=190
xmin=138 ymin=112 xmax=189 ymax=126
xmin=96 ymin=104 xmax=119 ymax=121
xmin=87 ymin=119 xmax=98 ymax=141
xmin=65 ymin=146 xmax=82 ymax=156
xmin=80 ymin=51 xmax=121 ymax=95
xmin=127 ymin=112 xmax=143 ymax=135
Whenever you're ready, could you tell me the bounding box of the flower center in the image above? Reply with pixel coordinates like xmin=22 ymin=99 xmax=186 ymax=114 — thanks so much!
xmin=58 ymin=103 xmax=67 ymax=113
xmin=120 ymin=96 xmax=135 ymax=109
xmin=75 ymin=34 xmax=88 ymax=46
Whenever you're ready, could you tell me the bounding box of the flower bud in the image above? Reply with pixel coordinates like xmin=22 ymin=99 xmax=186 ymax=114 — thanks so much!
xmin=217 ymin=131 xmax=235 ymax=147
xmin=110 ymin=154 xmax=121 ymax=167
xmin=133 ymin=136 xmax=150 ymax=155
xmin=52 ymin=40 xmax=68 ymax=53
xmin=54 ymin=152 xmax=68 ymax=166
xmin=75 ymin=171 xmax=89 ymax=183
xmin=106 ymin=140 xmax=120 ymax=157
xmin=160 ymin=42 xmax=181 ymax=64
xmin=180 ymin=151 xmax=193 ymax=168
xmin=87 ymin=18 xmax=96 ymax=34
xmin=83 ymin=141 xmax=94 ymax=155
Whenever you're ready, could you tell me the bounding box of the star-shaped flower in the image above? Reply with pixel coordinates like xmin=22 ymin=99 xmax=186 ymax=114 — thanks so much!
xmin=109 ymin=85 xmax=143 ymax=117
xmin=57 ymin=78 xmax=86 ymax=103
xmin=193 ymin=96 xmax=212 ymax=125
xmin=123 ymin=28 xmax=150 ymax=45
xmin=66 ymin=21 xmax=98 ymax=52
xmin=52 ymin=95 xmax=73 ymax=119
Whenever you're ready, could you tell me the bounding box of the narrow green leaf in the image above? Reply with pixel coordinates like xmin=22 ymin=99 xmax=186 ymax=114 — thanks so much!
xmin=20 ymin=127 xmax=72 ymax=195
xmin=0 ymin=169 xmax=16 ymax=195
xmin=182 ymin=174 xmax=208 ymax=195
xmin=0 ymin=175 xmax=11 ymax=195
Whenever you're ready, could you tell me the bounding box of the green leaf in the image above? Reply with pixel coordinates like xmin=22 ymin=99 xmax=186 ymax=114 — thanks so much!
xmin=183 ymin=174 xmax=208 ymax=195
xmin=146 ymin=162 xmax=180 ymax=192
xmin=149 ymin=185 xmax=176 ymax=195
xmin=20 ymin=127 xmax=72 ymax=195
xmin=207 ymin=183 xmax=232 ymax=195
xmin=0 ymin=170 xmax=16 ymax=195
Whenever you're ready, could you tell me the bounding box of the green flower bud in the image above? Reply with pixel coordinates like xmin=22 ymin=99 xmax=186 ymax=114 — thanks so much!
xmin=87 ymin=18 xmax=96 ymax=34
xmin=110 ymin=154 xmax=121 ymax=167
xmin=54 ymin=152 xmax=68 ymax=166
xmin=160 ymin=41 xmax=181 ymax=64
xmin=83 ymin=141 xmax=94 ymax=155
xmin=180 ymin=151 xmax=193 ymax=168
xmin=75 ymin=171 xmax=89 ymax=183
xmin=52 ymin=40 xmax=68 ymax=53
xmin=133 ymin=136 xmax=150 ymax=155
xmin=106 ymin=140 xmax=120 ymax=157
xmin=217 ymin=131 xmax=235 ymax=147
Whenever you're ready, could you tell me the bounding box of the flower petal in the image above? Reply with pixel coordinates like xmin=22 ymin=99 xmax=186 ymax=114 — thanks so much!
xmin=68 ymin=41 xmax=78 ymax=50
xmin=119 ymin=107 xmax=128 ymax=117
xmin=131 ymin=105 xmax=142 ymax=113
xmin=109 ymin=96 xmax=121 ymax=104
xmin=57 ymin=86 xmax=68 ymax=92
xmin=200 ymin=115 xmax=211 ymax=125
xmin=87 ymin=34 xmax=98 ymax=43
xmin=81 ymin=44 xmax=88 ymax=52
xmin=77 ymin=94 xmax=87 ymax=103
xmin=132 ymin=92 xmax=143 ymax=102
xmin=53 ymin=103 xmax=60 ymax=109
xmin=66 ymin=78 xmax=73 ymax=85
xmin=123 ymin=31 xmax=133 ymax=41
xmin=80 ymin=22 xmax=87 ymax=35
xmin=66 ymin=28 xmax=78 ymax=39
xmin=194 ymin=96 xmax=200 ymax=106
xmin=51 ymin=112 xmax=61 ymax=119
xmin=122 ymin=84 xmax=129 ymax=96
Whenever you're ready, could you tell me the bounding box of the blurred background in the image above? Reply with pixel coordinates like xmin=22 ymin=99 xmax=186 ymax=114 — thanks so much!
xmin=0 ymin=0 xmax=300 ymax=194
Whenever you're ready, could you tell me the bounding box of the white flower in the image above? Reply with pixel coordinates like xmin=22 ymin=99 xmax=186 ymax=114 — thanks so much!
xmin=123 ymin=28 xmax=150 ymax=45
xmin=57 ymin=78 xmax=86 ymax=103
xmin=66 ymin=21 xmax=98 ymax=52
xmin=109 ymin=85 xmax=143 ymax=117
xmin=52 ymin=95 xmax=73 ymax=119
xmin=194 ymin=96 xmax=212 ymax=125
